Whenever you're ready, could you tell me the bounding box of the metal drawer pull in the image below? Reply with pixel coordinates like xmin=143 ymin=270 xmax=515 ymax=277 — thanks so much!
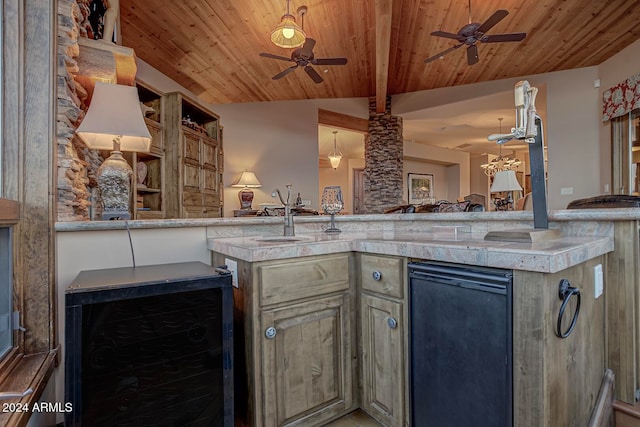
xmin=0 ymin=388 xmax=32 ymax=400
xmin=265 ymin=326 xmax=277 ymax=339
xmin=372 ymin=271 xmax=382 ymax=281
xmin=387 ymin=317 xmax=398 ymax=329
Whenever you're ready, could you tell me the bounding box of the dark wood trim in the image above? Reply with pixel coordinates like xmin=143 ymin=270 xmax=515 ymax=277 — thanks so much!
xmin=318 ymin=109 xmax=368 ymax=134
xmin=0 ymin=199 xmax=20 ymax=223
xmin=0 ymin=350 xmax=57 ymax=427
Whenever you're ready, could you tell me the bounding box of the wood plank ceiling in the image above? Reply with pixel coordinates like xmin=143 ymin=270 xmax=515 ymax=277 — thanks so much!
xmin=120 ymin=0 xmax=640 ymax=108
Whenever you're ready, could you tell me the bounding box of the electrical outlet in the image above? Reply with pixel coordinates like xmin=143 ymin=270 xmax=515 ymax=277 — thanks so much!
xmin=594 ymin=264 xmax=603 ymax=299
xmin=560 ymin=187 xmax=574 ymax=195
xmin=225 ymin=258 xmax=239 ymax=288
xmin=302 ymin=199 xmax=311 ymax=207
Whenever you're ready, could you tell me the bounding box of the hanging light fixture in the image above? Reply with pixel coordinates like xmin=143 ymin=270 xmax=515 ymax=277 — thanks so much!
xmin=328 ymin=130 xmax=343 ymax=169
xmin=271 ymin=0 xmax=306 ymax=49
xmin=480 ymin=118 xmax=522 ymax=176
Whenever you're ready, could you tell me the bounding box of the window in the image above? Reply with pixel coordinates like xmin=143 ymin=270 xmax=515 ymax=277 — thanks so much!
xmin=0 ymin=1 xmax=11 ymax=359
xmin=611 ymin=109 xmax=640 ymax=195
xmin=0 ymin=228 xmax=10 ymax=358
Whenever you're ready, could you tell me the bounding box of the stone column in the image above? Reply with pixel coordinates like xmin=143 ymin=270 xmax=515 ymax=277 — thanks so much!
xmin=363 ymin=95 xmax=404 ymax=213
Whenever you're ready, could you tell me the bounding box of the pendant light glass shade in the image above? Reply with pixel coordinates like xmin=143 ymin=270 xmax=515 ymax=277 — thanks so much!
xmin=328 ymin=131 xmax=343 ymax=169
xmin=271 ymin=1 xmax=306 ymax=48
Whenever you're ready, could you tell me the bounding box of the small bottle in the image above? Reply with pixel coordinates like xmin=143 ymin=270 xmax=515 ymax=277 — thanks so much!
xmin=296 ymin=192 xmax=303 ymax=207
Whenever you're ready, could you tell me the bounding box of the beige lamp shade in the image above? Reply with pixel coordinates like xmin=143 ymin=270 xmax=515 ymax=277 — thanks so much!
xmin=231 ymin=171 xmax=262 ymax=188
xmin=270 ymin=14 xmax=306 ymax=48
xmin=490 ymin=170 xmax=523 ymax=193
xmin=76 ymin=82 xmax=152 ymax=152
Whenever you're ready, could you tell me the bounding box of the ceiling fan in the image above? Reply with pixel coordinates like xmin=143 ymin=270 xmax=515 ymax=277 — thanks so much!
xmin=259 ymin=38 xmax=348 ymax=84
xmin=424 ymin=1 xmax=526 ymax=66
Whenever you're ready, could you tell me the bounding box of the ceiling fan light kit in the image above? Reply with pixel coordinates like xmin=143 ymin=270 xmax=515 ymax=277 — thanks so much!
xmin=271 ymin=0 xmax=306 ymax=48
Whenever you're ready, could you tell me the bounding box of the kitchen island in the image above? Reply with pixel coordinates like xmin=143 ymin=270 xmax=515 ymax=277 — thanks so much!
xmin=56 ymin=208 xmax=639 ymax=425
xmin=209 ymin=227 xmax=612 ymax=427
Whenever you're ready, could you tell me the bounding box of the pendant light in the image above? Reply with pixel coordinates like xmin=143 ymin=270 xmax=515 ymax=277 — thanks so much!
xmin=328 ymin=131 xmax=343 ymax=169
xmin=481 ymin=117 xmax=522 ymax=176
xmin=271 ymin=0 xmax=306 ymax=49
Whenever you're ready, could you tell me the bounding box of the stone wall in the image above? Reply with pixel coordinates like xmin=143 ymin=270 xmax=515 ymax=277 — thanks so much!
xmin=57 ymin=0 xmax=102 ymax=221
xmin=363 ymin=96 xmax=404 ymax=213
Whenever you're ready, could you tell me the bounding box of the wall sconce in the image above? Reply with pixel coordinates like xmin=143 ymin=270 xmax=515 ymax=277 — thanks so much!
xmin=328 ymin=130 xmax=343 ymax=169
xmin=76 ymin=82 xmax=151 ymax=220
xmin=271 ymin=0 xmax=306 ymax=48
xmin=231 ymin=171 xmax=262 ymax=210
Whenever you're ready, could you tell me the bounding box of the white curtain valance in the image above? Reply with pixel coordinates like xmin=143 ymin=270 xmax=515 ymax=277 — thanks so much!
xmin=602 ymin=71 xmax=640 ymax=121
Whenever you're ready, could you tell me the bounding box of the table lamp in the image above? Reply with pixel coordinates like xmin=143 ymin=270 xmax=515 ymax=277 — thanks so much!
xmin=490 ymin=170 xmax=523 ymax=210
xmin=231 ymin=171 xmax=262 ymax=210
xmin=76 ymin=82 xmax=151 ymax=220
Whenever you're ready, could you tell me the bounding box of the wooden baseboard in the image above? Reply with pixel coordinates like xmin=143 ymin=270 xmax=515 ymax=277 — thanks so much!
xmin=614 ymin=400 xmax=640 ymax=427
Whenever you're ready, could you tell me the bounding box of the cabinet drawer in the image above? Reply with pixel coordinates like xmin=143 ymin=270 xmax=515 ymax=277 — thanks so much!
xmin=360 ymin=254 xmax=403 ymax=298
xmin=259 ymin=254 xmax=350 ymax=306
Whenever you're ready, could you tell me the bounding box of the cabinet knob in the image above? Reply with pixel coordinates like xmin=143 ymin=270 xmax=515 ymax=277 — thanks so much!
xmin=387 ymin=317 xmax=398 ymax=329
xmin=372 ymin=271 xmax=382 ymax=281
xmin=265 ymin=326 xmax=277 ymax=339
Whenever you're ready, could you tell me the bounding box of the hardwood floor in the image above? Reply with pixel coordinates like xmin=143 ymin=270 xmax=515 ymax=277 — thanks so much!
xmin=323 ymin=410 xmax=383 ymax=427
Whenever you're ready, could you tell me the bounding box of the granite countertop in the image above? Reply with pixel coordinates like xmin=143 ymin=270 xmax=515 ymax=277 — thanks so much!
xmin=207 ymin=230 xmax=613 ymax=273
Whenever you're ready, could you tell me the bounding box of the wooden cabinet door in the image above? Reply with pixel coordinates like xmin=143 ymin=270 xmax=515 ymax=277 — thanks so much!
xmin=261 ymin=293 xmax=353 ymax=427
xmin=360 ymin=293 xmax=404 ymax=427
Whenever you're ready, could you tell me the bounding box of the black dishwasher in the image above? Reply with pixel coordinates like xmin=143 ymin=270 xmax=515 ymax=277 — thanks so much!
xmin=409 ymin=261 xmax=513 ymax=427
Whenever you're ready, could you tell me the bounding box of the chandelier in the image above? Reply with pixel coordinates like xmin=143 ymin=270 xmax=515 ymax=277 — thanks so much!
xmin=481 ymin=117 xmax=522 ymax=176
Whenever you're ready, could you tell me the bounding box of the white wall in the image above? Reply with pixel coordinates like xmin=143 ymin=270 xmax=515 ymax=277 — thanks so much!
xmin=403 ymin=140 xmax=471 ymax=199
xmin=136 ymin=59 xmax=370 ymax=217
xmin=54 ymin=227 xmax=211 ymax=422
xmin=394 ymin=67 xmax=600 ymax=209
xmin=215 ymin=97 xmax=369 ymax=216
xmin=138 ymin=54 xmax=636 ymax=212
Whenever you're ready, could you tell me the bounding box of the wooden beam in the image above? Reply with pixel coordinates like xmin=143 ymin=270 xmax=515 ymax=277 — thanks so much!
xmin=318 ymin=109 xmax=368 ymax=134
xmin=375 ymin=0 xmax=392 ymax=113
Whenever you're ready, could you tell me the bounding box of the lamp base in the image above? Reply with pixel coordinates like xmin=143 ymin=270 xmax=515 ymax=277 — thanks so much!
xmin=238 ymin=188 xmax=254 ymax=210
xmin=97 ymin=150 xmax=132 ymax=220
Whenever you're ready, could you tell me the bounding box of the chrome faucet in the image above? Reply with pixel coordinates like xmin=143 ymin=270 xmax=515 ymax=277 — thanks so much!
xmin=272 ymin=184 xmax=295 ymax=236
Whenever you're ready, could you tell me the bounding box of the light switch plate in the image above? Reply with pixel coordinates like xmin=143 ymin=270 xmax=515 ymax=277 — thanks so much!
xmin=560 ymin=187 xmax=574 ymax=195
xmin=594 ymin=264 xmax=603 ymax=298
xmin=225 ymin=258 xmax=238 ymax=288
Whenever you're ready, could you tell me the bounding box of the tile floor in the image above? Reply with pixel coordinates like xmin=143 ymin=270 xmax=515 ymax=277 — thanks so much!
xmin=323 ymin=410 xmax=383 ymax=427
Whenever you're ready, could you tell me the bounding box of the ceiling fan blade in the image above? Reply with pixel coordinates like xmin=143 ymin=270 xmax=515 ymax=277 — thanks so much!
xmin=272 ymin=65 xmax=298 ymax=80
xmin=300 ymin=38 xmax=316 ymax=57
xmin=467 ymin=44 xmax=479 ymax=65
xmin=475 ymin=9 xmax=508 ymax=34
xmin=481 ymin=32 xmax=526 ymax=43
xmin=313 ymin=57 xmax=348 ymax=66
xmin=431 ymin=30 xmax=465 ymax=41
xmin=424 ymin=44 xmax=463 ymax=64
xmin=259 ymin=52 xmax=293 ymax=62
xmin=304 ymin=65 xmax=323 ymax=83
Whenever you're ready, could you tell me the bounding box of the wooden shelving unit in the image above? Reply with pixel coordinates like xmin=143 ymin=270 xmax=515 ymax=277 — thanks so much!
xmin=163 ymin=92 xmax=224 ymax=218
xmin=132 ymin=83 xmax=165 ymax=219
